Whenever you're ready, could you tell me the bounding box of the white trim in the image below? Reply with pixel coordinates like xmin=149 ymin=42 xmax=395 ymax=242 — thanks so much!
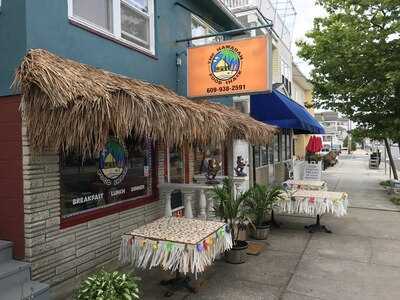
xmin=113 ymin=0 xmax=122 ymax=37
xmin=67 ymin=0 xmax=155 ymax=55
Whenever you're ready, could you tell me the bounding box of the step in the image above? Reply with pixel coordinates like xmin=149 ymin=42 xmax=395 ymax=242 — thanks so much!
xmin=0 ymin=280 xmax=50 ymax=300
xmin=0 ymin=240 xmax=13 ymax=262
xmin=0 ymin=260 xmax=31 ymax=291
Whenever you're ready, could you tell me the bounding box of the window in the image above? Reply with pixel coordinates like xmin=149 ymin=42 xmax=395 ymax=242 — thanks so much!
xmin=169 ymin=147 xmax=185 ymax=183
xmin=287 ymin=130 xmax=292 ymax=159
xmin=261 ymin=146 xmax=268 ymax=166
xmin=60 ymin=137 xmax=153 ymax=217
xmin=73 ymin=0 xmax=113 ymax=31
xmin=254 ymin=146 xmax=261 ymax=168
xmin=194 ymin=146 xmax=224 ymax=176
xmin=191 ymin=15 xmax=217 ymax=46
xmin=69 ymin=0 xmax=155 ymax=54
xmin=281 ymin=131 xmax=286 ymax=161
xmin=274 ymin=134 xmax=280 ymax=163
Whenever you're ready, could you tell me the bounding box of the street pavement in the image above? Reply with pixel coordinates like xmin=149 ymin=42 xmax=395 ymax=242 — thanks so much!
xmin=53 ymin=152 xmax=400 ymax=299
xmin=147 ymin=152 xmax=400 ymax=300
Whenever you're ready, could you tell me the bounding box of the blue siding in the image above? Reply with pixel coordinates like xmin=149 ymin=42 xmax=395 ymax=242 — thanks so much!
xmin=0 ymin=0 xmax=27 ymax=96
xmin=0 ymin=0 xmax=239 ymax=98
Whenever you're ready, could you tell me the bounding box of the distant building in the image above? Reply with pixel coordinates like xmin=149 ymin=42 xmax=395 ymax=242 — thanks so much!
xmin=315 ymin=111 xmax=350 ymax=148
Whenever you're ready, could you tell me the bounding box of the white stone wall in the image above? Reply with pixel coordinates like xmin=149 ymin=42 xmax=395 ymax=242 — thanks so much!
xmin=22 ymin=126 xmax=165 ymax=286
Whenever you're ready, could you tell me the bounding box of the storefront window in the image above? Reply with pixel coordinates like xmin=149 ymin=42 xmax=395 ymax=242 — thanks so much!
xmin=194 ymin=146 xmax=224 ymax=175
xmin=281 ymin=131 xmax=287 ymax=161
xmin=287 ymin=130 xmax=292 ymax=159
xmin=169 ymin=146 xmax=185 ymax=183
xmin=261 ymin=146 xmax=268 ymax=166
xmin=269 ymin=140 xmax=274 ymax=164
xmin=254 ymin=146 xmax=261 ymax=168
xmin=60 ymin=137 xmax=152 ymax=217
xmin=274 ymin=134 xmax=280 ymax=162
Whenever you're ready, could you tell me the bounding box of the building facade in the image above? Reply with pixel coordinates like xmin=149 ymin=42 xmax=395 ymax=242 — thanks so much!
xmin=223 ymin=0 xmax=298 ymax=185
xmin=292 ymin=63 xmax=314 ymax=159
xmin=315 ymin=111 xmax=350 ymax=149
xmin=0 ymin=0 xmax=249 ymax=287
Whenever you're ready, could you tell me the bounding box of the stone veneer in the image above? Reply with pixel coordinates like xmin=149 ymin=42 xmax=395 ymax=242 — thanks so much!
xmin=22 ymin=125 xmax=166 ymax=286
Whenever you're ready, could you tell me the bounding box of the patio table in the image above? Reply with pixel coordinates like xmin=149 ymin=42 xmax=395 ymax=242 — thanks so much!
xmin=278 ymin=189 xmax=348 ymax=233
xmin=282 ymin=179 xmax=327 ymax=191
xmin=119 ymin=217 xmax=232 ymax=296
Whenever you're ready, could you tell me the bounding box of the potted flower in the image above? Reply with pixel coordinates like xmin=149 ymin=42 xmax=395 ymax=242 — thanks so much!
xmin=212 ymin=177 xmax=251 ymax=264
xmin=75 ymin=270 xmax=140 ymax=300
xmin=245 ymin=184 xmax=284 ymax=240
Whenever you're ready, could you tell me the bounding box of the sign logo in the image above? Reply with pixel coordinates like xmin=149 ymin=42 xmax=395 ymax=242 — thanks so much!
xmin=98 ymin=138 xmax=128 ymax=186
xmin=209 ymin=46 xmax=242 ymax=83
xmin=188 ymin=36 xmax=270 ymax=97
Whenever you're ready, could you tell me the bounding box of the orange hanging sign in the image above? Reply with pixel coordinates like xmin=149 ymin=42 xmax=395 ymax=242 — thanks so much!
xmin=187 ymin=36 xmax=271 ymax=98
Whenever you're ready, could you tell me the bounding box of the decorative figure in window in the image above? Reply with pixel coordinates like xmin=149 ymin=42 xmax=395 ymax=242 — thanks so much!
xmin=205 ymin=158 xmax=222 ymax=184
xmin=234 ymin=155 xmax=247 ymax=177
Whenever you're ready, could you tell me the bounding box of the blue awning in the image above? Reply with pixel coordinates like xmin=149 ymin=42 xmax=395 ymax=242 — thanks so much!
xmin=250 ymin=90 xmax=325 ymax=134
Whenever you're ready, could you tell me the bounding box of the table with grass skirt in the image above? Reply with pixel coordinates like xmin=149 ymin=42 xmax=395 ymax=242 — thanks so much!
xmin=278 ymin=188 xmax=348 ymax=233
xmin=278 ymin=180 xmax=348 ymax=233
xmin=119 ymin=217 xmax=232 ymax=297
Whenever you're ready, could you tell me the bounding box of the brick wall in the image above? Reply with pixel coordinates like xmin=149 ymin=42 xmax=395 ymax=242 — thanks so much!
xmin=22 ymin=125 xmax=166 ymax=285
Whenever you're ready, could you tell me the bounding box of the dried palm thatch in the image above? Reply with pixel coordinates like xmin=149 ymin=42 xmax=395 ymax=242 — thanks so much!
xmin=197 ymin=101 xmax=277 ymax=145
xmin=14 ymin=49 xmax=277 ymax=157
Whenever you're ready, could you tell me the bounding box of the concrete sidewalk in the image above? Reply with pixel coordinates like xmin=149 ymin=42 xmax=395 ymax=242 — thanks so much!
xmin=53 ymin=153 xmax=400 ymax=299
xmin=133 ymin=153 xmax=400 ymax=299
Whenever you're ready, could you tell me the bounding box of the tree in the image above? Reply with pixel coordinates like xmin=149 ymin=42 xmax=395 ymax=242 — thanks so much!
xmin=297 ymin=0 xmax=400 ymax=179
xmin=343 ymin=135 xmax=356 ymax=151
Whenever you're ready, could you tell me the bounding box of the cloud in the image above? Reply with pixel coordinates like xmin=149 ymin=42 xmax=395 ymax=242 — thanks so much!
xmin=290 ymin=0 xmax=326 ymax=76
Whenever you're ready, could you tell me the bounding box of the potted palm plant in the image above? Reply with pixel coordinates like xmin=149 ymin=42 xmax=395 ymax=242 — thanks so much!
xmin=245 ymin=184 xmax=284 ymax=240
xmin=212 ymin=177 xmax=250 ymax=264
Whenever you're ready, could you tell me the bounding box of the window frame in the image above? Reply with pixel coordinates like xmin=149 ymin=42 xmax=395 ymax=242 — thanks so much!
xmin=68 ymin=0 xmax=155 ymax=55
xmin=60 ymin=143 xmax=158 ymax=229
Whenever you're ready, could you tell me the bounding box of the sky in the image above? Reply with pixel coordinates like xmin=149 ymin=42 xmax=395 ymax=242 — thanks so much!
xmin=290 ymin=0 xmax=326 ymax=77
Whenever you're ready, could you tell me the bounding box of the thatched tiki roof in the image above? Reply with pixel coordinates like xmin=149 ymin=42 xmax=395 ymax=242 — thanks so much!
xmin=14 ymin=49 xmax=277 ymax=157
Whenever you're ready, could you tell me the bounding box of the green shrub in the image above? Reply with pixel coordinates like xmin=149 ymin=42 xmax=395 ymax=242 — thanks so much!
xmin=390 ymin=197 xmax=400 ymax=205
xmin=380 ymin=180 xmax=391 ymax=187
xmin=75 ymin=270 xmax=140 ymax=300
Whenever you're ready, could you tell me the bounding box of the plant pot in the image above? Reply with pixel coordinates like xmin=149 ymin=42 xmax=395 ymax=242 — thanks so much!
xmin=251 ymin=224 xmax=271 ymax=240
xmin=225 ymin=240 xmax=248 ymax=264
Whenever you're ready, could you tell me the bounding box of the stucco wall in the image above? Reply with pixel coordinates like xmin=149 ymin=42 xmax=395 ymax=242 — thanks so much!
xmin=0 ymin=0 xmax=26 ymax=96
xmin=22 ymin=126 xmax=166 ymax=285
xmin=0 ymin=0 xmax=238 ymax=97
xmin=0 ymin=96 xmax=24 ymax=258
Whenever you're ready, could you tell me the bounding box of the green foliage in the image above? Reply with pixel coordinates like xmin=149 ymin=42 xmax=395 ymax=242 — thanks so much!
xmin=244 ymin=184 xmax=284 ymax=227
xmin=343 ymin=136 xmax=357 ymax=151
xmin=380 ymin=180 xmax=391 ymax=187
xmin=390 ymin=197 xmax=400 ymax=205
xmin=297 ymin=0 xmax=400 ymax=140
xmin=211 ymin=177 xmax=251 ymax=245
xmin=75 ymin=270 xmax=140 ymax=300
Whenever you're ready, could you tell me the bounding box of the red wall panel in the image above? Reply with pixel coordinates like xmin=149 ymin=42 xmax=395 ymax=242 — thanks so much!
xmin=0 ymin=95 xmax=24 ymax=258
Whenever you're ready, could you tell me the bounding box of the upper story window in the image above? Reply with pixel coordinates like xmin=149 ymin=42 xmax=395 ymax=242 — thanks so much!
xmin=69 ymin=0 xmax=155 ymax=54
xmin=191 ymin=15 xmax=217 ymax=46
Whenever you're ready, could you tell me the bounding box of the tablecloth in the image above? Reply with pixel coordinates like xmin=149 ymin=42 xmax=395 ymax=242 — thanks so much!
xmin=278 ymin=189 xmax=348 ymax=217
xmin=119 ymin=217 xmax=232 ymax=276
xmin=283 ymin=179 xmax=327 ymax=191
